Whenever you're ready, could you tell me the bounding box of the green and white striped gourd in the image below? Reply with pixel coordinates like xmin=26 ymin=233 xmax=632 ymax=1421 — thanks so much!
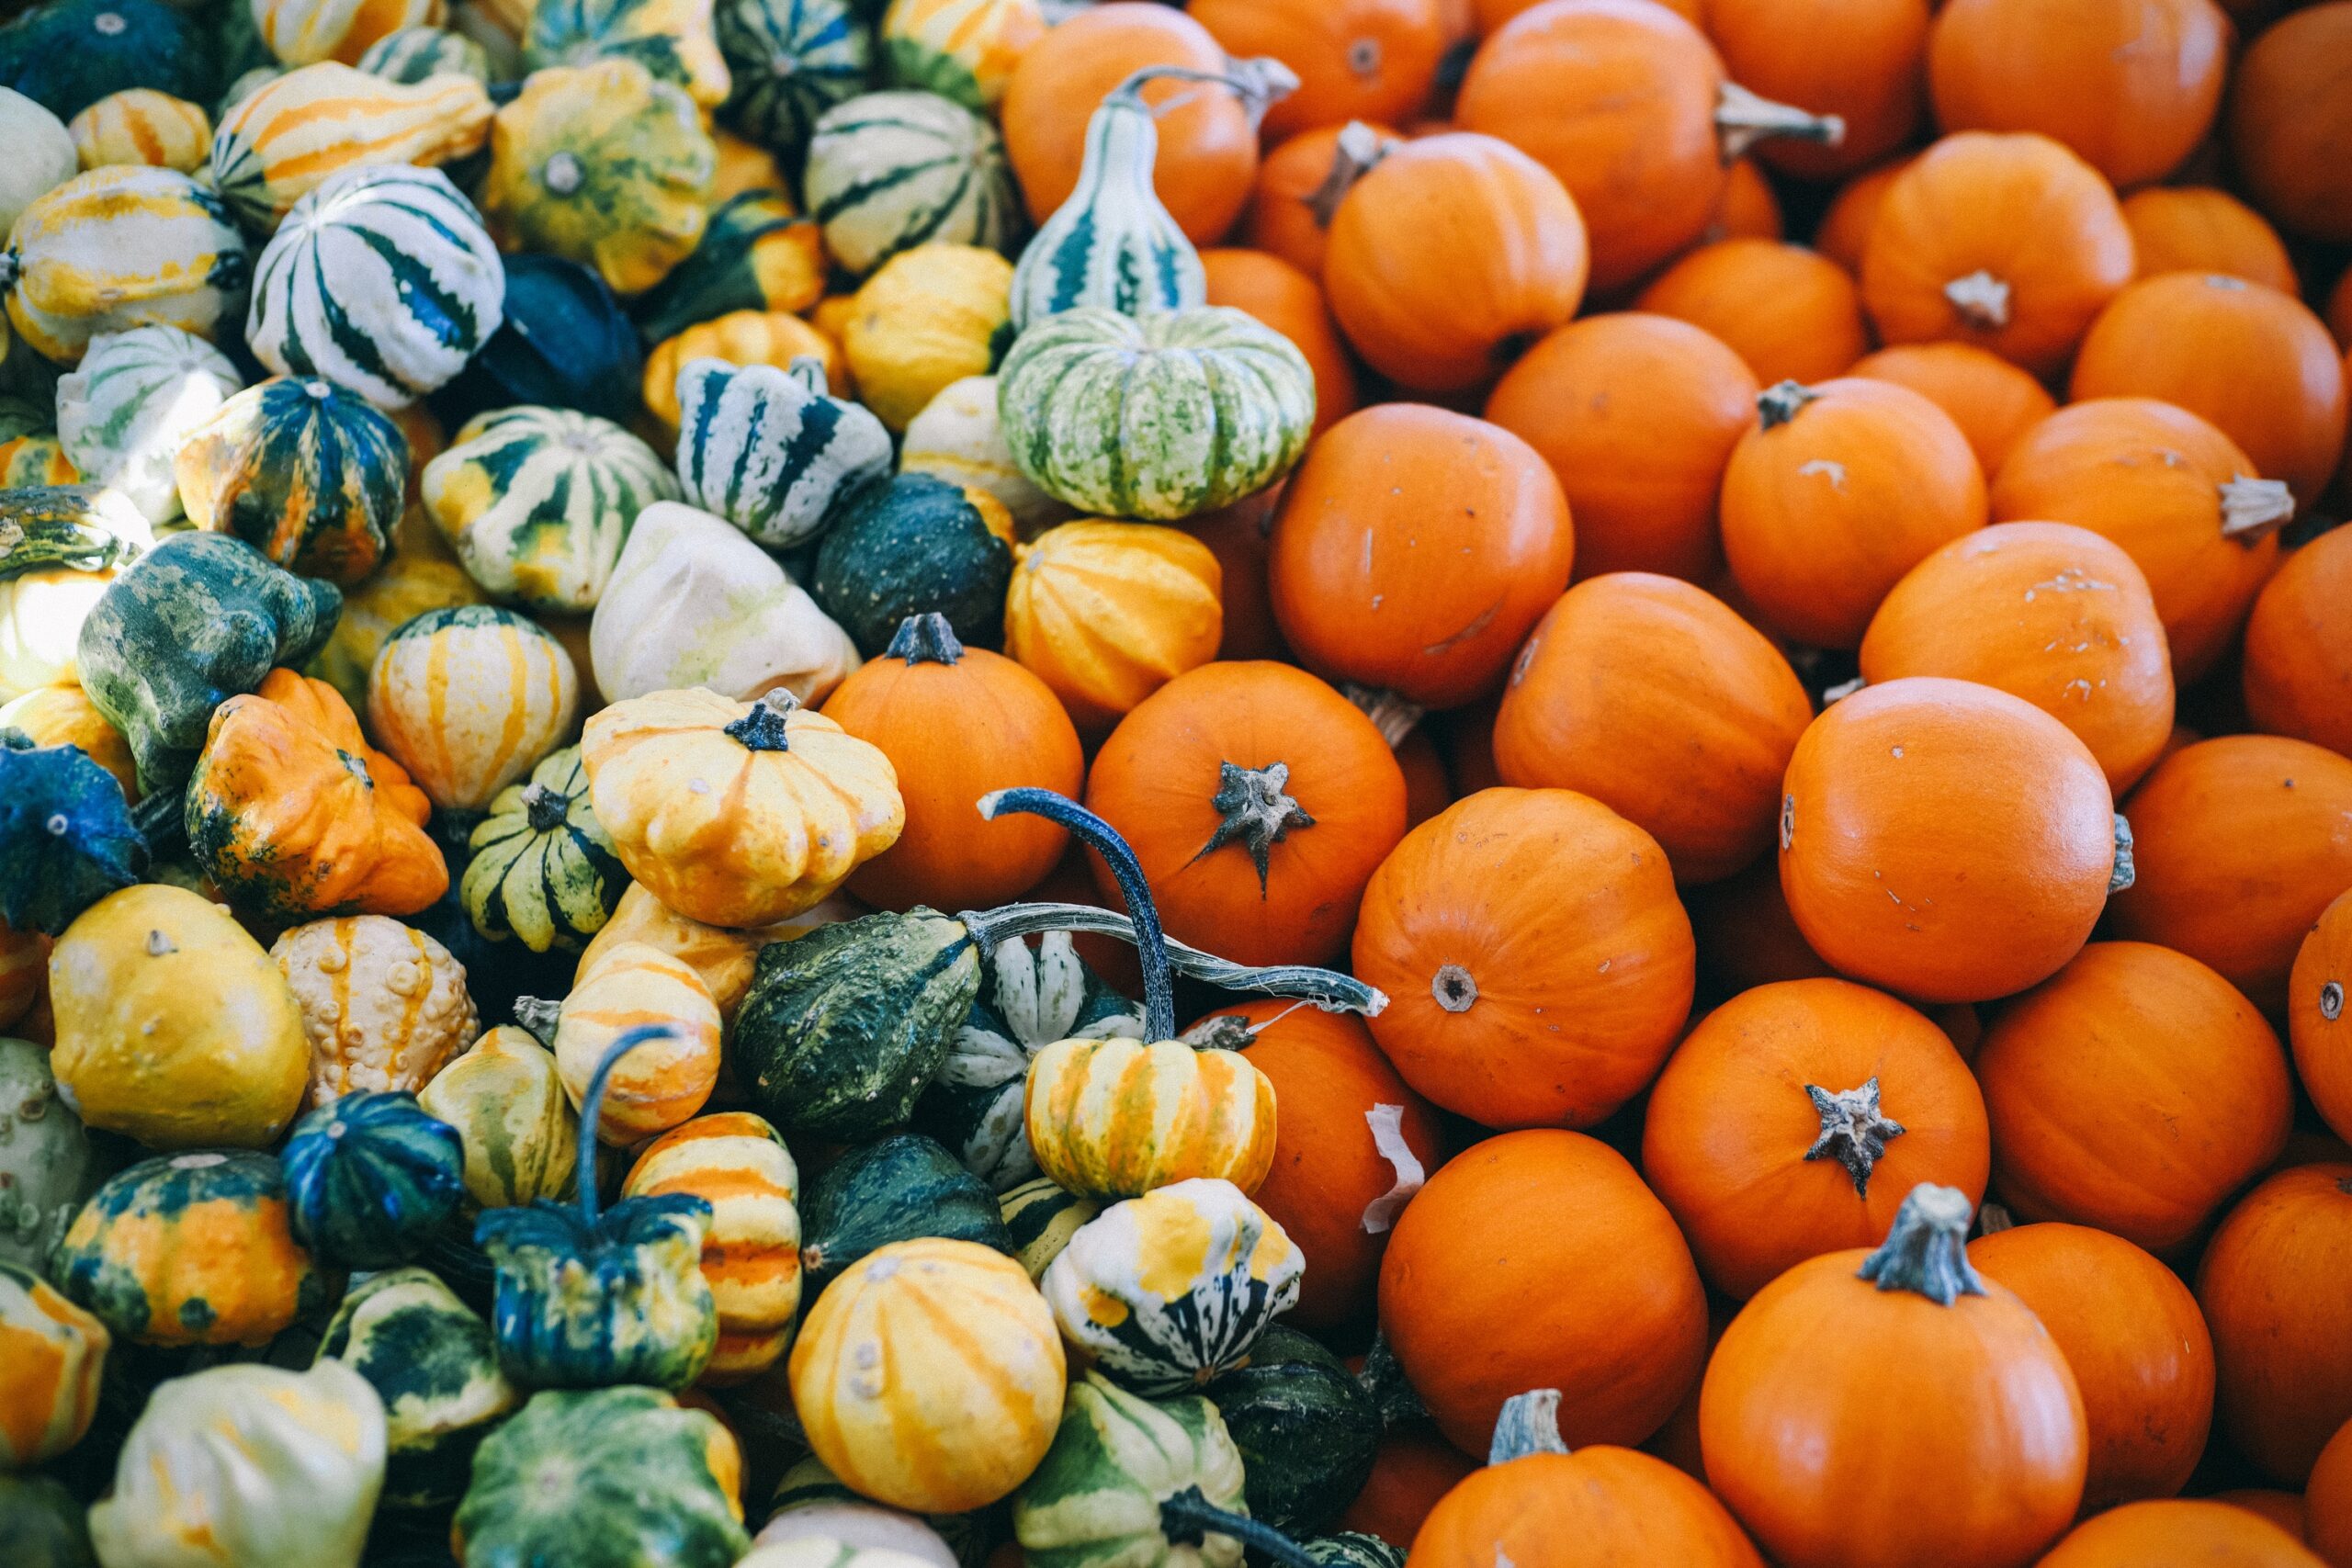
xmin=526 ymin=0 xmax=734 ymax=112
xmin=462 ymin=746 xmax=630 ymax=953
xmin=357 ymin=25 xmax=495 ymax=84
xmin=715 ymin=0 xmax=870 ymax=169
xmin=246 ymin=164 xmax=506 ymax=412
xmin=1012 ymin=1371 xmax=1254 ymax=1568
xmin=674 ymin=355 xmax=893 ymax=549
xmin=998 ymin=1176 xmax=1099 ymax=1281
xmin=1007 ymin=67 xmax=1207 ymax=333
xmin=804 ymin=89 xmax=1019 ymax=277
xmin=53 ymin=324 xmax=243 ymax=523
xmin=422 ymin=405 xmax=680 ymax=612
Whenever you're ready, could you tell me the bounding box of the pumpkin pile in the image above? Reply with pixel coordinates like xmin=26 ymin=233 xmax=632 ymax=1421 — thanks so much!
xmin=4 ymin=0 xmax=2352 ymax=1562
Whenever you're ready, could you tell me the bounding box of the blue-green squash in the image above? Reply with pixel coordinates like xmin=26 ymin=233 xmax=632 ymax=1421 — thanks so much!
xmin=714 ymin=0 xmax=869 ymax=172
xmin=635 ymin=190 xmax=827 ymax=349
xmin=281 ymin=1089 xmax=469 ymax=1270
xmin=811 ymin=472 xmax=1012 ymax=653
xmin=315 ymin=1266 xmax=521 ymax=1513
xmin=797 ymin=1132 xmax=1012 ymax=1294
xmin=1198 ymin=1326 xmax=1381 ymax=1537
xmin=358 ymin=25 xmax=495 ymax=84
xmin=673 ymin=355 xmax=893 ymax=550
xmin=0 ymin=0 xmax=216 ymax=122
xmin=435 ymin=253 xmax=644 ymax=429
xmin=0 ymin=164 xmax=249 ymax=367
xmin=462 ymin=746 xmax=629 ymax=953
xmin=0 ymin=728 xmax=145 ymax=936
xmin=0 ymin=1037 xmax=107 ymax=1272
xmin=0 ymin=1474 xmax=96 ymax=1568
xmin=423 ymin=406 xmax=679 ymax=612
xmin=453 ymin=1384 xmax=751 ymax=1568
xmin=526 ymin=0 xmax=733 ymax=113
xmin=996 ymin=305 xmax=1316 ymax=521
xmin=174 ymin=376 xmax=409 ymax=586
xmin=51 ymin=322 xmax=243 ymax=525
xmin=803 ymin=89 xmax=1018 ymax=277
xmin=998 ymin=1175 xmax=1100 ymax=1282
xmin=247 ymin=164 xmax=507 ymax=413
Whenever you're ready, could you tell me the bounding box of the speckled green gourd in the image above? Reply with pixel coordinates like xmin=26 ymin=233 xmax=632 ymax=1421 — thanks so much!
xmin=797 ymin=1132 xmax=1012 ymax=1293
xmin=0 ymin=1037 xmax=106 ymax=1272
xmin=811 ymin=472 xmax=1012 ymax=654
xmin=1199 ymin=1326 xmax=1381 ymax=1537
xmin=463 ymin=747 xmax=630 ymax=953
xmin=1012 ymin=1371 xmax=1256 ymax=1568
xmin=714 ymin=0 xmax=869 ymax=169
xmin=316 ymin=1267 xmax=521 ymax=1512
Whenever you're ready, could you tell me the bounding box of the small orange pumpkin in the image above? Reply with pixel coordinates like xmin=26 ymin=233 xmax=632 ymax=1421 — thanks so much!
xmin=2244 ymin=504 xmax=2352 ymax=761
xmin=2223 ymin=3 xmax=2352 ymax=245
xmin=1337 ymin=1428 xmax=1476 ymax=1545
xmin=2121 ymin=186 xmax=2300 ymax=293
xmin=1241 ymin=120 xmax=1400 ymax=279
xmin=1189 ymin=0 xmax=1447 ymax=140
xmin=1814 ymin=153 xmax=1914 ymax=274
xmin=2290 ymin=889 xmax=2352 ymax=1147
xmin=2037 ymin=1499 xmax=2325 ymax=1567
xmin=1200 ymin=247 xmax=1359 ymax=436
xmin=1634 ymin=239 xmax=1868 ymax=389
xmin=1686 ymin=857 xmax=1836 ymax=994
xmin=1704 ymin=0 xmax=1930 ymax=179
xmin=2311 ymin=1416 xmax=2352 ymax=1566
xmin=2196 ymin=1164 xmax=2352 ymax=1483
xmin=1845 ymin=341 xmax=2055 ymax=476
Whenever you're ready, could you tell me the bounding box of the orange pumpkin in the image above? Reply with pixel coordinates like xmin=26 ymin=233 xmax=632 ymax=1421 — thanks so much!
xmin=1845 ymin=341 xmax=2055 ymax=476
xmin=1491 ymin=573 xmax=1813 ymax=884
xmin=1815 ymin=153 xmax=1914 ymax=274
xmin=1320 ymin=131 xmax=1588 ymax=393
xmin=2214 ymin=1490 xmax=2312 ymax=1544
xmin=1989 ymin=398 xmax=2290 ymax=682
xmin=2121 ymin=186 xmax=2300 ymax=293
xmin=2245 ymin=519 xmax=2352 ymax=761
xmin=1634 ymin=240 xmax=1869 ymax=388
xmin=1268 ymin=404 xmax=1574 ymax=708
xmin=1352 ymin=787 xmax=1695 ymax=1128
xmin=1704 ymin=0 xmax=1931 ymax=178
xmin=1781 ymin=677 xmax=2119 ymax=1005
xmin=2070 ymin=272 xmax=2351 ymax=508
xmin=1859 ymin=130 xmax=2135 ymax=378
xmin=1336 ymin=1427 xmax=1476 ymax=1546
xmin=2110 ymin=736 xmax=2352 ymax=1010
xmin=2332 ymin=267 xmax=2352 ymax=351
xmin=1480 ymin=0 xmax=1704 ymax=21
xmin=1187 ymin=998 xmax=1443 ymax=1329
xmin=1642 ymin=977 xmax=1990 ymax=1300
xmin=2037 ymin=1500 xmax=2324 ymax=1567
xmin=1858 ymin=522 xmax=2175 ymax=793
xmin=1706 ymin=157 xmax=1785 ymax=243
xmin=820 ymin=614 xmax=1083 ymax=913
xmin=2311 ymin=1417 xmax=2352 ymax=1567
xmin=1686 ymin=856 xmax=1836 ymax=993
xmin=1178 ymin=490 xmax=1286 ymax=663
xmin=1699 ymin=1185 xmax=2088 ymax=1568
xmin=1242 ymin=120 xmax=1400 ymax=279
xmin=1975 ymin=941 xmax=2292 ymax=1253
xmin=1967 ymin=1221 xmax=2216 ymax=1509
xmin=2291 ymin=890 xmax=2352 ymax=1147
xmin=1000 ymin=3 xmax=1261 ymax=243
xmin=2197 ymin=1164 xmax=2352 ymax=1483
xmin=2224 ymin=3 xmax=2352 ymax=245
xmin=1483 ymin=313 xmax=1756 ymax=584
xmin=1719 ymin=377 xmax=1987 ymax=650
xmin=1084 ymin=660 xmax=1406 ymax=969
xmin=1200 ymin=248 xmax=1358 ymax=436
xmin=1190 ymin=0 xmax=1447 ymax=140
xmin=1379 ymin=1128 xmax=1709 ymax=1455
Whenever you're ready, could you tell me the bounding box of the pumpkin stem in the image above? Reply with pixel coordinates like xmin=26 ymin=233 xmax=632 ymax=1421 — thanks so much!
xmin=512 ymin=995 xmax=562 ymax=1045
xmin=574 ymin=1024 xmax=677 ymax=1227
xmin=1159 ymin=1486 xmax=1321 ymax=1568
xmin=1306 ymin=121 xmax=1398 ymax=228
xmin=1974 ymin=1201 xmax=2017 ymax=1236
xmin=1193 ymin=761 xmax=1316 ymax=896
xmin=2321 ymin=980 xmax=2344 ymax=1022
xmin=724 ymin=688 xmax=798 ymax=751
xmin=519 ymin=783 xmax=570 ymax=834
xmin=2109 ymin=814 xmax=2135 ymax=895
xmin=1855 ymin=1183 xmax=1987 ymax=1306
xmin=1489 ymin=1389 xmax=1571 ymax=1464
xmin=1757 ymin=379 xmax=1822 ymax=430
xmin=978 ymin=788 xmax=1178 ymax=1039
xmin=1803 ymin=1077 xmax=1906 ymax=1198
xmin=1714 ymin=82 xmax=1845 ymax=162
xmin=1341 ymin=682 xmax=1424 ymax=748
xmin=886 ymin=613 xmax=966 ymax=666
xmin=1943 ymin=270 xmax=2012 ymax=330
xmin=963 ymin=900 xmax=1389 ymax=1017
xmin=1111 ymin=60 xmax=1298 ymax=133
xmin=2219 ymin=477 xmax=2296 ymax=543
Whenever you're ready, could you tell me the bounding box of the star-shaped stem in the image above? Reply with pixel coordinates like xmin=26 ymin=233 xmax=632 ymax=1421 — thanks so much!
xmin=1193 ymin=761 xmax=1315 ymax=896
xmin=1803 ymin=1077 xmax=1905 ymax=1198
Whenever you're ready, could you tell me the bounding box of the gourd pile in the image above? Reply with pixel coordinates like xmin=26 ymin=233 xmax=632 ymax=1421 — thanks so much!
xmin=4 ymin=0 xmax=2352 ymax=1562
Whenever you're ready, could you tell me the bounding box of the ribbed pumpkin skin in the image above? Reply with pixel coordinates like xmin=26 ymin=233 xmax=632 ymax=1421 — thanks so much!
xmin=1002 ymin=522 xmax=1223 ymax=733
xmin=463 ymin=746 xmax=629 ymax=953
xmin=799 ymin=1133 xmax=1010 ymax=1294
xmin=316 ymin=1267 xmax=519 ymax=1513
xmin=54 ymin=323 xmax=242 ymax=524
xmin=68 ymin=87 xmax=212 ymax=174
xmin=555 ymin=942 xmax=725 ymax=1145
xmin=281 ymin=1089 xmax=468 ymax=1269
xmin=805 ymin=90 xmax=1020 ymax=278
xmin=637 ymin=190 xmax=828 ymax=345
xmin=1706 ymin=0 xmax=1927 ymax=180
xmin=0 ymin=1261 xmax=107 ymax=1469
xmin=209 ymin=65 xmax=491 ymax=233
xmin=1000 ymin=1176 xmax=1101 ymax=1280
xmin=418 ymin=1025 xmax=582 ymax=1210
xmin=623 ymin=1111 xmax=803 ymax=1382
xmin=674 ymin=356 xmax=893 ymax=549
xmin=1026 ymin=1037 xmax=1278 ymax=1201
xmin=883 ymin=0 xmax=1045 ymax=111
xmin=254 ymin=0 xmax=446 ymax=66
xmin=791 ymin=1238 xmax=1067 ymax=1514
xmin=716 ymin=0 xmax=870 ymax=165
xmin=526 ymin=0 xmax=734 ymax=111
xmin=2 ymin=164 xmax=250 ymax=366
xmin=1410 ymin=1445 xmax=1766 ymax=1568
xmin=2197 ymin=1166 xmax=2352 ymax=1484
xmin=1013 ymin=1370 xmax=1250 ymax=1568
xmin=368 ymin=604 xmax=581 ymax=812
xmin=175 ymin=377 xmax=407 ymax=585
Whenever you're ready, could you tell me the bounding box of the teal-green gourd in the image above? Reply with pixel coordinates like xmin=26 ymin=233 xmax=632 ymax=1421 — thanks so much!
xmin=315 ymin=1266 xmax=521 ymax=1512
xmin=281 ymin=1090 xmax=468 ymax=1270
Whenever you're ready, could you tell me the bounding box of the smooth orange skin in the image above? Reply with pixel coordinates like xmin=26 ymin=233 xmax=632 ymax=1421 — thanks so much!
xmin=2198 ymin=1166 xmax=2352 ymax=1484
xmin=1971 ymin=1224 xmax=2215 ymax=1510
xmin=1815 ymin=154 xmax=1913 ymax=274
xmin=1847 ymin=341 xmax=2056 ymax=476
xmin=1193 ymin=998 xmax=1444 ymax=1329
xmin=1269 ymin=404 xmax=1574 ymax=707
xmin=1860 ymin=522 xmax=2175 ymax=793
xmin=1243 ymin=122 xmax=1400 ymax=281
xmin=2071 ymin=273 xmax=2350 ymax=507
xmin=2310 ymin=1418 xmax=2352 ymax=1566
xmin=1687 ymin=855 xmax=1836 ymax=993
xmin=1337 ymin=1427 xmax=1477 ymax=1547
xmin=1720 ymin=377 xmax=1988 ymax=650
xmin=1700 ymin=1242 xmax=2088 ymax=1568
xmin=1643 ymin=977 xmax=1987 ymax=1299
xmin=2292 ymin=890 xmax=2352 ymax=1148
xmin=821 ymin=641 xmax=1081 ymax=913
xmin=2216 ymin=1491 xmax=2312 ymax=1544
xmin=1353 ymin=787 xmax=1696 ymax=1128
xmin=1201 ymin=249 xmax=1359 ymax=438
xmin=1379 ymin=1129 xmax=1708 ymax=1456
xmin=1705 ymin=0 xmax=1929 ymax=179
xmin=1634 ymin=240 xmax=1870 ymax=388
xmin=1191 ymin=0 xmax=1447 ymax=141
xmin=1408 ymin=1446 xmax=1765 ymax=1568
xmin=1484 ymin=313 xmax=1756 ymax=584
xmin=1481 ymin=0 xmax=1703 ymax=22
xmin=2122 ymin=186 xmax=2300 ymax=293
xmin=1322 ymin=133 xmax=1589 ymax=394
xmin=1000 ymin=4 xmax=1257 ymax=242
xmin=1086 ymin=660 xmax=1405 ymax=969
xmin=2225 ymin=4 xmax=2352 ymax=246
xmin=2110 ymin=736 xmax=2352 ymax=1010
xmin=1991 ymin=398 xmax=2280 ymax=683
xmin=1492 ymin=573 xmax=1812 ymax=884
xmin=1860 ymin=130 xmax=2135 ymax=378
xmin=1781 ymin=677 xmax=2116 ymax=1005
xmin=2037 ymin=1499 xmax=2325 ymax=1567
xmin=2246 ymin=525 xmax=2352 ymax=761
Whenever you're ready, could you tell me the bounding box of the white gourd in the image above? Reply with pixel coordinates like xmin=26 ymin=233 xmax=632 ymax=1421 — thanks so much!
xmin=54 ymin=325 xmax=243 ymax=522
xmin=0 ymin=88 xmax=85 ymax=235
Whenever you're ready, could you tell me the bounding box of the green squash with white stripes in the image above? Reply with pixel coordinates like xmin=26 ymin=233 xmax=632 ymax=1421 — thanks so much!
xmin=673 ymin=355 xmax=892 ymax=549
xmin=526 ymin=0 xmax=734 ymax=112
xmin=422 ymin=406 xmax=679 ymax=612
xmin=175 ymin=375 xmax=409 ymax=585
xmin=998 ymin=1177 xmax=1099 ymax=1281
xmin=1012 ymin=1371 xmax=1256 ymax=1568
xmin=804 ymin=89 xmax=1018 ymax=277
xmin=1008 ymin=69 xmax=1203 ymax=333
xmin=316 ymin=1267 xmax=521 ymax=1513
xmin=635 ymin=190 xmax=825 ymax=348
xmin=715 ymin=0 xmax=869 ymax=169
xmin=998 ymin=305 xmax=1314 ymax=522
xmin=52 ymin=323 xmax=242 ymax=524
xmin=357 ymin=26 xmax=494 ymax=84
xmin=462 ymin=746 xmax=629 ymax=953
xmin=246 ymin=164 xmax=506 ymax=412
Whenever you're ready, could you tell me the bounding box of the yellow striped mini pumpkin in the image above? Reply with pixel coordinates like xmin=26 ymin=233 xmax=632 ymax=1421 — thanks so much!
xmin=68 ymin=89 xmax=212 ymax=174
xmin=0 ymin=165 xmax=248 ymax=365
xmin=881 ymin=0 xmax=1044 ymax=111
xmin=0 ymin=434 xmax=78 ymax=487
xmin=1002 ymin=521 xmax=1224 ymax=733
xmin=272 ymin=915 xmax=481 ymax=1109
xmin=790 ymin=1237 xmax=1065 ymax=1514
xmin=417 ymin=1025 xmax=581 ymax=1209
xmin=210 ymin=62 xmax=492 ymax=231
xmin=553 ymin=941 xmax=723 ymax=1145
xmin=624 ymin=1111 xmax=803 ymax=1383
xmin=1024 ymin=1037 xmax=1278 ymax=1200
xmin=255 ymin=0 xmax=450 ymax=66
xmin=842 ymin=243 xmax=1014 ymax=432
xmin=642 ymin=309 xmax=845 ymax=429
xmin=0 ymin=1260 xmax=108 ymax=1468
xmin=367 ymin=604 xmax=581 ymax=812
xmin=303 ymin=527 xmax=488 ymax=712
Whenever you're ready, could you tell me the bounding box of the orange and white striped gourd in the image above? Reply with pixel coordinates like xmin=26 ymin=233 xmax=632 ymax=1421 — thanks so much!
xmin=367 ymin=604 xmax=581 ymax=812
xmin=68 ymin=89 xmax=212 ymax=174
xmin=209 ymin=62 xmax=492 ymax=229
xmin=577 ymin=883 xmax=849 ymax=1024
xmin=1023 ymin=1037 xmax=1278 ymax=1200
xmin=551 ymin=942 xmax=724 ymax=1145
xmin=0 ymin=1261 xmax=108 ymax=1467
xmin=624 ymin=1111 xmax=803 ymax=1382
xmin=254 ymin=0 xmax=450 ymax=66
xmin=271 ymin=915 xmax=481 ymax=1109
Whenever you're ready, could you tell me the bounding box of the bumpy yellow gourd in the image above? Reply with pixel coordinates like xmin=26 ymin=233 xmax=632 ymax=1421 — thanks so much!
xmin=273 ymin=915 xmax=481 ymax=1108
xmin=1023 ymin=1037 xmax=1277 ymax=1200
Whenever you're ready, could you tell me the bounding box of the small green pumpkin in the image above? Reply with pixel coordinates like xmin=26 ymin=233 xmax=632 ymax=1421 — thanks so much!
xmin=1198 ymin=1326 xmax=1381 ymax=1537
xmin=316 ymin=1266 xmax=521 ymax=1512
xmin=804 ymin=89 xmax=1018 ymax=277
xmin=797 ymin=1132 xmax=1012 ymax=1294
xmin=440 ymin=253 xmax=646 ymax=430
xmin=52 ymin=322 xmax=243 ymax=524
xmin=0 ymin=1036 xmax=107 ymax=1271
xmin=715 ymin=0 xmax=870 ymax=174
xmin=0 ymin=0 xmax=216 ymax=125
xmin=281 ymin=1089 xmax=468 ymax=1270
xmin=175 ymin=376 xmax=409 ymax=585
xmin=463 ymin=746 xmax=630 ymax=953
xmin=635 ymin=190 xmax=827 ymax=348
xmin=673 ymin=355 xmax=894 ymax=550
xmin=999 ymin=1175 xmax=1100 ymax=1282
xmin=811 ymin=471 xmax=1012 ymax=654
xmin=0 ymin=1473 xmax=96 ymax=1568
xmin=0 ymin=728 xmax=145 ymax=936
xmin=358 ymin=25 xmax=494 ymax=84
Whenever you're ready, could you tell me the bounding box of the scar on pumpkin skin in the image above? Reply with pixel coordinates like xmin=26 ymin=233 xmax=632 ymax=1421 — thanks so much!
xmin=1422 ymin=600 xmax=1502 ymax=657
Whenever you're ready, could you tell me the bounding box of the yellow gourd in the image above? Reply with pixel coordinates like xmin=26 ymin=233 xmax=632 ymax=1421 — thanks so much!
xmin=842 ymin=243 xmax=1015 ymax=432
xmin=642 ymin=309 xmax=845 ymax=428
xmin=1024 ymin=1038 xmax=1277 ymax=1200
xmin=273 ymin=916 xmax=481 ymax=1109
xmin=68 ymin=89 xmax=213 ymax=173
xmin=1002 ymin=522 xmax=1224 ymax=731
xmin=552 ymin=941 xmax=724 ymax=1145
xmin=0 ymin=684 xmax=138 ymax=801
xmin=418 ymin=1025 xmax=581 ymax=1209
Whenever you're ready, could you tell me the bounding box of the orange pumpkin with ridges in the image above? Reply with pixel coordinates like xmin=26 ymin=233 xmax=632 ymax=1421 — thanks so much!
xmin=2197 ymin=1165 xmax=2352 ymax=1484
xmin=1846 ymin=341 xmax=2055 ymax=476
xmin=2290 ymin=890 xmax=2352 ymax=1148
xmin=1704 ymin=0 xmax=1930 ymax=179
xmin=2224 ymin=3 xmax=2352 ymax=246
xmin=2122 ymin=186 xmax=2299 ymax=293
xmin=1634 ymin=240 xmax=1870 ymax=388
xmin=1201 ymin=247 xmax=1358 ymax=437
xmin=1190 ymin=0 xmax=1447 ymax=141
xmin=2245 ymin=525 xmax=2352 ymax=761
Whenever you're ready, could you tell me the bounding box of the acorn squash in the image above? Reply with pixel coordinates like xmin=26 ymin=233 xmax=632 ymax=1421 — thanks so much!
xmin=999 ymin=1175 xmax=1099 ymax=1281
xmin=880 ymin=0 xmax=1041 ymax=111
xmin=0 ymin=1037 xmax=104 ymax=1271
xmin=635 ymin=190 xmax=828 ymax=348
xmin=175 ymin=376 xmax=407 ymax=584
xmin=1199 ymin=1326 xmax=1380 ymax=1536
xmin=67 ymin=86 xmax=213 ymax=175
xmin=0 ymin=0 xmax=215 ymax=122
xmin=0 ymin=728 xmax=144 ymax=937
xmin=274 ymin=912 xmax=481 ymax=1106
xmin=843 ymin=243 xmax=1015 ymax=431
xmin=368 ymin=604 xmax=581 ymax=812
xmin=673 ymin=355 xmax=893 ymax=549
xmin=812 ymin=472 xmax=1013 ymax=654
xmin=435 ymin=252 xmax=644 ymax=428
xmin=804 ymin=89 xmax=1018 ymax=278
xmin=211 ymin=64 xmax=492 ymax=232
xmin=621 ymin=1110 xmax=803 ymax=1383
xmin=716 ymin=0 xmax=869 ymax=169
xmin=797 ymin=1132 xmax=1012 ymax=1294
xmin=358 ymin=24 xmax=494 ymax=83
xmin=463 ymin=745 xmax=629 ymax=953
xmin=526 ymin=0 xmax=733 ymax=112
xmin=53 ymin=323 xmax=242 ymax=523
xmin=0 ymin=164 xmax=248 ymax=367
xmin=0 ymin=1259 xmax=107 ymax=1468
xmin=418 ymin=1023 xmax=581 ymax=1210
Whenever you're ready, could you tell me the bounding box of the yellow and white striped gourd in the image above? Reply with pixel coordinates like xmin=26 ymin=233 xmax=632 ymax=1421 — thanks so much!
xmin=210 ymin=62 xmax=492 ymax=231
xmin=880 ymin=0 xmax=1044 ymax=112
xmin=673 ymin=356 xmax=893 ymax=549
xmin=418 ymin=1025 xmax=582 ymax=1209
xmin=551 ymin=941 xmax=725 ymax=1145
xmin=367 ymin=604 xmax=582 ymax=811
xmin=624 ymin=1111 xmax=803 ymax=1382
xmin=1023 ymin=1036 xmax=1277 ymax=1199
xmin=254 ymin=0 xmax=450 ymax=67
xmin=54 ymin=323 xmax=243 ymax=523
xmin=0 ymin=165 xmax=249 ymax=366
xmin=67 ymin=88 xmax=212 ymax=174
